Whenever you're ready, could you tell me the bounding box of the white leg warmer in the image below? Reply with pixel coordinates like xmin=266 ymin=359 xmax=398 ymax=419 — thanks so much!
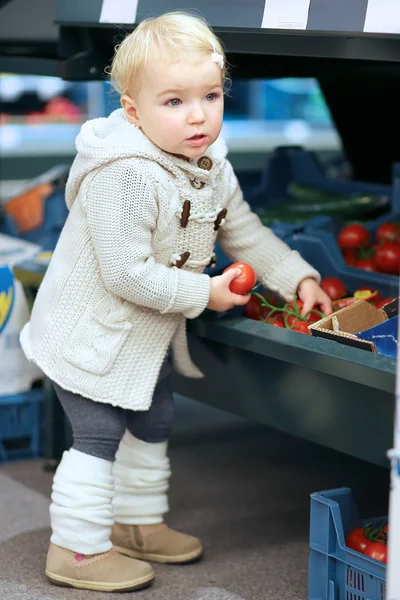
xmin=112 ymin=431 xmax=171 ymax=525
xmin=50 ymin=448 xmax=114 ymax=554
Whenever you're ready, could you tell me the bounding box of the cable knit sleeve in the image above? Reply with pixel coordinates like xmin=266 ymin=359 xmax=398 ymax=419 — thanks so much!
xmin=86 ymin=163 xmax=211 ymax=319
xmin=217 ymin=162 xmax=320 ymax=302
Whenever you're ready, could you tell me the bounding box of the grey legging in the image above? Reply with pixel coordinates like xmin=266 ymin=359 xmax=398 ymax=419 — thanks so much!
xmin=53 ymin=356 xmax=174 ymax=462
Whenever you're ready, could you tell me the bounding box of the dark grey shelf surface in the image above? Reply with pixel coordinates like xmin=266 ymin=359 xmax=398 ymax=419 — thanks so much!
xmin=174 ymin=314 xmax=396 ymax=467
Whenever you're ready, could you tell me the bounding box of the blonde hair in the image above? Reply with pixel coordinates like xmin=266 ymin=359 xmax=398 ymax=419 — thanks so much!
xmin=109 ymin=11 xmax=228 ymax=96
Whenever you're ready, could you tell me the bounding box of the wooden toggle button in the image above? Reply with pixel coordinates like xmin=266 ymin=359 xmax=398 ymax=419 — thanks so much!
xmin=214 ymin=208 xmax=227 ymax=231
xmin=175 ymin=252 xmax=190 ymax=268
xmin=180 ymin=200 xmax=191 ymax=228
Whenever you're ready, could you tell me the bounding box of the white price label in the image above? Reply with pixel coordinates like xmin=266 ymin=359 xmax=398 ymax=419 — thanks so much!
xmin=262 ymin=0 xmax=311 ymax=30
xmin=364 ymin=0 xmax=400 ymax=33
xmin=99 ymin=0 xmax=139 ymax=24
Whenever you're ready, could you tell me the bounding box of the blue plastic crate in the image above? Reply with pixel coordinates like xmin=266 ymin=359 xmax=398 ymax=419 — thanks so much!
xmin=21 ymin=188 xmax=68 ymax=251
xmin=250 ymin=146 xmax=393 ymax=211
xmin=287 ymin=231 xmax=399 ymax=299
xmin=309 ymin=488 xmax=386 ymax=600
xmin=0 ymin=388 xmax=45 ymax=461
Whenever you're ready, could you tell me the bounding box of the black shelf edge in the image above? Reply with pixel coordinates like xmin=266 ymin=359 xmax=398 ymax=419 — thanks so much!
xmin=54 ymin=23 xmax=400 ymax=63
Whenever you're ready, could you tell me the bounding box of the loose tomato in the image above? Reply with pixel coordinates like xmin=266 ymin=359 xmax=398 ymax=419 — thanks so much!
xmin=332 ymin=297 xmax=358 ymax=311
xmin=346 ymin=528 xmax=370 ymax=554
xmin=224 ymin=262 xmax=257 ymax=295
xmin=353 ymin=287 xmax=382 ymax=305
xmin=356 ymin=258 xmax=376 ymax=272
xmin=375 ymin=242 xmax=400 ymax=274
xmin=321 ymin=277 xmax=347 ymax=300
xmin=338 ymin=224 xmax=370 ymax=250
xmin=364 ymin=542 xmax=387 ymax=563
xmin=376 ymin=222 xmax=400 ymax=243
xmin=343 ymin=250 xmax=358 ymax=266
xmin=375 ymin=297 xmax=394 ymax=310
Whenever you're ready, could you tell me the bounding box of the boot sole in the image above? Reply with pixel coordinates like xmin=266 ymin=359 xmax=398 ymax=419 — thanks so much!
xmin=45 ymin=569 xmax=155 ymax=592
xmin=114 ymin=545 xmax=203 ymax=564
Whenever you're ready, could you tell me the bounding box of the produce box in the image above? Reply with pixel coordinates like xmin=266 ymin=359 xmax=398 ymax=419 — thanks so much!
xmin=308 ymin=298 xmax=398 ymax=354
xmin=2 ymin=165 xmax=70 ymax=251
xmin=309 ymin=487 xmax=386 ymax=600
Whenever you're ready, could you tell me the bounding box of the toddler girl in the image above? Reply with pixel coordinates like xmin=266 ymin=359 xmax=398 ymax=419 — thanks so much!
xmin=21 ymin=11 xmax=331 ymax=593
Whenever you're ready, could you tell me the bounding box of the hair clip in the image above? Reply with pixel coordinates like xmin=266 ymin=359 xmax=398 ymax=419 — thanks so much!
xmin=211 ymin=46 xmax=224 ymax=70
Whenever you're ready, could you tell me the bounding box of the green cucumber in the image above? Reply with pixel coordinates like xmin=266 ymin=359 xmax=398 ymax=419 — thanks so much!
xmin=287 ymin=182 xmax=390 ymax=214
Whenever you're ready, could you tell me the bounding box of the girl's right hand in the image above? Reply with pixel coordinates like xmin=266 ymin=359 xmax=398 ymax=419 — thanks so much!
xmin=207 ymin=268 xmax=251 ymax=312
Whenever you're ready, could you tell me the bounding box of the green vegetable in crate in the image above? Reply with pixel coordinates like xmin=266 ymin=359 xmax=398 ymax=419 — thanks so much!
xmin=286 ymin=182 xmax=389 ymax=218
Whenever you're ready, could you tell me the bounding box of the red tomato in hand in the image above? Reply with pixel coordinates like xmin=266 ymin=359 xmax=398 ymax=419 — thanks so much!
xmin=321 ymin=277 xmax=347 ymax=300
xmin=364 ymin=542 xmax=387 ymax=563
xmin=356 ymin=258 xmax=376 ymax=272
xmin=346 ymin=528 xmax=370 ymax=554
xmin=376 ymin=222 xmax=400 ymax=243
xmin=375 ymin=242 xmax=400 ymax=274
xmin=223 ymin=262 xmax=257 ymax=295
xmin=338 ymin=224 xmax=370 ymax=250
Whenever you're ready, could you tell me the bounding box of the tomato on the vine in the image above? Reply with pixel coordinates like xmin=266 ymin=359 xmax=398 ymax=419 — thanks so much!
xmin=364 ymin=542 xmax=387 ymax=563
xmin=290 ymin=320 xmax=310 ymax=335
xmin=223 ymin=262 xmax=257 ymax=295
xmin=244 ymin=295 xmax=269 ymax=321
xmin=270 ymin=319 xmax=285 ymax=328
xmin=338 ymin=224 xmax=370 ymax=250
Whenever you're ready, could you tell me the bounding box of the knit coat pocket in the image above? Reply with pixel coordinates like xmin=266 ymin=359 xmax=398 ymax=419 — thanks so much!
xmin=62 ymin=296 xmax=133 ymax=375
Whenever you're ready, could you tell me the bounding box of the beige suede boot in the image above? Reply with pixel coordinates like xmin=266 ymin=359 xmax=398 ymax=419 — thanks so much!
xmin=111 ymin=522 xmax=203 ymax=564
xmin=46 ymin=542 xmax=155 ymax=592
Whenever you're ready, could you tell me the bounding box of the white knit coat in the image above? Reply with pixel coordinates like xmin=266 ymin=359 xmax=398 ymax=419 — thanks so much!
xmin=20 ymin=109 xmax=319 ymax=410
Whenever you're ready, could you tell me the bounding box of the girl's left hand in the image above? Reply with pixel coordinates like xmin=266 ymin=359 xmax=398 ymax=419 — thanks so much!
xmin=297 ymin=277 xmax=332 ymax=317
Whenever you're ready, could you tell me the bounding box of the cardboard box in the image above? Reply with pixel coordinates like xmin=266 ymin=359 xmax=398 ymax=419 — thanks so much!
xmin=309 ymin=298 xmax=399 ymax=353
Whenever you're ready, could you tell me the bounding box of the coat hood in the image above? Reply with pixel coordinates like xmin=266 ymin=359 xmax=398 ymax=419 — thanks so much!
xmin=65 ymin=108 xmax=228 ymax=209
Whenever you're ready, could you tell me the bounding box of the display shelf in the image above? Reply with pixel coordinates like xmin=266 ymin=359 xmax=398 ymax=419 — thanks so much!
xmin=0 ymin=123 xmax=81 ymax=157
xmin=174 ymin=314 xmax=395 ymax=467
xmin=0 ymin=120 xmax=340 ymax=160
